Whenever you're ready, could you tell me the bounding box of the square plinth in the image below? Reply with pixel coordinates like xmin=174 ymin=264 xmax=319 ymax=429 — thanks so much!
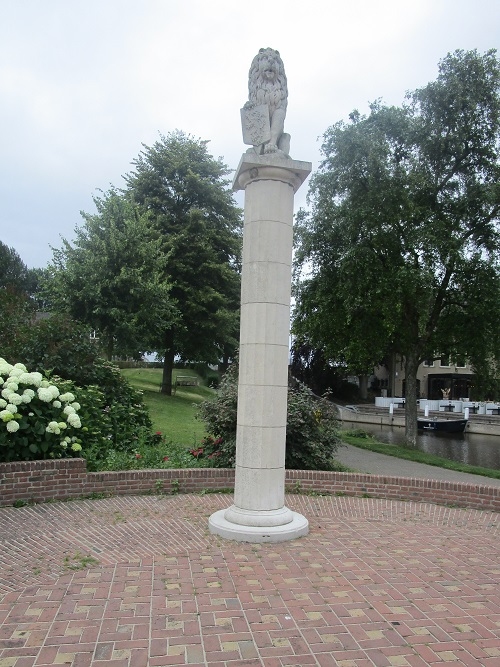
xmin=233 ymin=153 xmax=312 ymax=193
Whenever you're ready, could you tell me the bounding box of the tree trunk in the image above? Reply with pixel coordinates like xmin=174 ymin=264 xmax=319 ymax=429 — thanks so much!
xmin=358 ymin=375 xmax=368 ymax=400
xmin=219 ymin=354 xmax=230 ymax=376
xmin=160 ymin=329 xmax=175 ymax=395
xmin=388 ymin=352 xmax=396 ymax=397
xmin=404 ymin=350 xmax=420 ymax=447
xmin=103 ymin=335 xmax=113 ymax=361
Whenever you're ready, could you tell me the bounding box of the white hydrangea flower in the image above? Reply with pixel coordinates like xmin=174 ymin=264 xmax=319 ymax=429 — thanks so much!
xmin=37 ymin=385 xmax=59 ymax=403
xmin=40 ymin=384 xmax=59 ymax=400
xmin=46 ymin=421 xmax=61 ymax=434
xmin=67 ymin=413 xmax=82 ymax=428
xmin=28 ymin=372 xmax=43 ymax=387
xmin=38 ymin=387 xmax=54 ymax=402
xmin=0 ymin=359 xmax=13 ymax=375
xmin=22 ymin=389 xmax=35 ymax=403
xmin=0 ymin=359 xmax=85 ymax=443
xmin=8 ymin=393 xmax=23 ymax=406
xmin=0 ymin=410 xmax=14 ymax=422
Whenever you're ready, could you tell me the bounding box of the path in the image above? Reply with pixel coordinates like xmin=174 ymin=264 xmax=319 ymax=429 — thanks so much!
xmin=335 ymin=442 xmax=500 ymax=487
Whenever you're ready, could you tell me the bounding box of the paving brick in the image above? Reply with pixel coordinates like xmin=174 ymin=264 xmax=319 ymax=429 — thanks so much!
xmin=1 ymin=494 xmax=499 ymax=666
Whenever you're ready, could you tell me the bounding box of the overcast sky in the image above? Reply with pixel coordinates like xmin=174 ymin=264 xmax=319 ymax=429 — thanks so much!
xmin=1 ymin=0 xmax=499 ymax=269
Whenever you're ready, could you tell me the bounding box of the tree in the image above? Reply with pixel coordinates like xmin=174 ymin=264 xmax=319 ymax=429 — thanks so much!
xmin=0 ymin=286 xmax=34 ymax=358
xmin=124 ymin=131 xmax=242 ymax=394
xmin=0 ymin=241 xmax=31 ymax=292
xmin=293 ymin=49 xmax=500 ymax=446
xmin=0 ymin=242 xmax=46 ymax=352
xmin=46 ymin=189 xmax=173 ymax=360
xmin=289 ymin=342 xmax=361 ymax=402
xmin=25 ymin=267 xmax=53 ymax=311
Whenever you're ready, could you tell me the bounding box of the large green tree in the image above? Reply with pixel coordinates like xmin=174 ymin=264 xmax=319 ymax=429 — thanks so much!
xmin=124 ymin=131 xmax=242 ymax=394
xmin=46 ymin=189 xmax=173 ymax=360
xmin=0 ymin=242 xmax=47 ymax=352
xmin=293 ymin=49 xmax=500 ymax=446
xmin=0 ymin=241 xmax=32 ymax=293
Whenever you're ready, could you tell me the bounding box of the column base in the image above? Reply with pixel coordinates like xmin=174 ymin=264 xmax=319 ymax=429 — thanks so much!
xmin=209 ymin=506 xmax=309 ymax=543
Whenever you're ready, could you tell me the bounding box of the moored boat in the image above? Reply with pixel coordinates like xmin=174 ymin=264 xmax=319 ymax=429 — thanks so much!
xmin=417 ymin=418 xmax=468 ymax=433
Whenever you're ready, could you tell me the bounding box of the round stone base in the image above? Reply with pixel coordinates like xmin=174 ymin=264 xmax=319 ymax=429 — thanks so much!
xmin=224 ymin=504 xmax=294 ymax=527
xmin=208 ymin=508 xmax=309 ymax=543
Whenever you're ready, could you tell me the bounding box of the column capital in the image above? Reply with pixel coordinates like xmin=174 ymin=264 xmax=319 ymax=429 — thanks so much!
xmin=233 ymin=153 xmax=312 ymax=193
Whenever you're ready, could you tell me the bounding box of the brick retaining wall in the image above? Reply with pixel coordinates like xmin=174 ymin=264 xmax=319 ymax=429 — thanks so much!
xmin=0 ymin=459 xmax=499 ymax=512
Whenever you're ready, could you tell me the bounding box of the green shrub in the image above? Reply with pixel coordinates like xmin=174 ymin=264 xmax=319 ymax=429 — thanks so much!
xmin=206 ymin=372 xmax=220 ymax=389
xmin=2 ymin=314 xmax=155 ymax=464
xmin=0 ymin=358 xmax=84 ymax=461
xmin=285 ymin=385 xmax=341 ymax=470
xmin=85 ymin=433 xmax=207 ymax=472
xmin=197 ymin=363 xmax=341 ymax=470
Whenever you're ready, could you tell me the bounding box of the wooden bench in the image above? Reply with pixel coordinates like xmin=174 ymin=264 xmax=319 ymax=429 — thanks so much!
xmin=172 ymin=375 xmax=199 ymax=395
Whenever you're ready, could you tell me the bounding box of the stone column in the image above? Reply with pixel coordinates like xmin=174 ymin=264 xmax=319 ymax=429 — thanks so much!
xmin=209 ymin=153 xmax=311 ymax=542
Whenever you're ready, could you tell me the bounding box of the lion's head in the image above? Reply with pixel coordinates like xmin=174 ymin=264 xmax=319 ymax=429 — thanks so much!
xmin=248 ymin=47 xmax=288 ymax=117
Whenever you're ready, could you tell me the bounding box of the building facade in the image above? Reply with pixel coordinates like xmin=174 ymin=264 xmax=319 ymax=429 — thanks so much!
xmin=373 ymin=356 xmax=475 ymax=400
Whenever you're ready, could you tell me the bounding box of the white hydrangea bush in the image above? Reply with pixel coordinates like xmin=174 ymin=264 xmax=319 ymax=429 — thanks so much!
xmin=0 ymin=357 xmax=84 ymax=461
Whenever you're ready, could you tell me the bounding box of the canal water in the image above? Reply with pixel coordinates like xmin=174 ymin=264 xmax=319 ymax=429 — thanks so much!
xmin=343 ymin=422 xmax=500 ymax=470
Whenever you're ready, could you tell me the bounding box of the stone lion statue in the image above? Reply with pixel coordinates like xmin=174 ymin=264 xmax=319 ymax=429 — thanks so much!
xmin=241 ymin=47 xmax=291 ymax=157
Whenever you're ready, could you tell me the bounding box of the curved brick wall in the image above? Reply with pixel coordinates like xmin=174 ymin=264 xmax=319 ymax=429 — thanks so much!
xmin=0 ymin=458 xmax=498 ymax=511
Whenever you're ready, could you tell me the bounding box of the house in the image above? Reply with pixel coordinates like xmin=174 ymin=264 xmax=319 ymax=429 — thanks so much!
xmin=372 ymin=356 xmax=474 ymax=400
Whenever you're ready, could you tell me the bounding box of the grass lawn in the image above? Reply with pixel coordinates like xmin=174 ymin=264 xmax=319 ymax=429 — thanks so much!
xmin=122 ymin=368 xmax=215 ymax=446
xmin=83 ymin=368 xmax=217 ymax=471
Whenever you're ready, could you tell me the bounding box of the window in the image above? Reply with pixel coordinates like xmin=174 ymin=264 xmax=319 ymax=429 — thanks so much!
xmin=440 ymin=355 xmax=451 ymax=368
xmin=423 ymin=359 xmax=435 ymax=367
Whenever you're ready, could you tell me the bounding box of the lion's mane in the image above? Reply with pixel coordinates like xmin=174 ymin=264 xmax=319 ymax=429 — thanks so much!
xmin=248 ymin=48 xmax=288 ymax=119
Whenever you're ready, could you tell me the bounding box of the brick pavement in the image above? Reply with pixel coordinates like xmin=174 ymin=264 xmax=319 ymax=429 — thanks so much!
xmin=1 ymin=494 xmax=499 ymax=666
